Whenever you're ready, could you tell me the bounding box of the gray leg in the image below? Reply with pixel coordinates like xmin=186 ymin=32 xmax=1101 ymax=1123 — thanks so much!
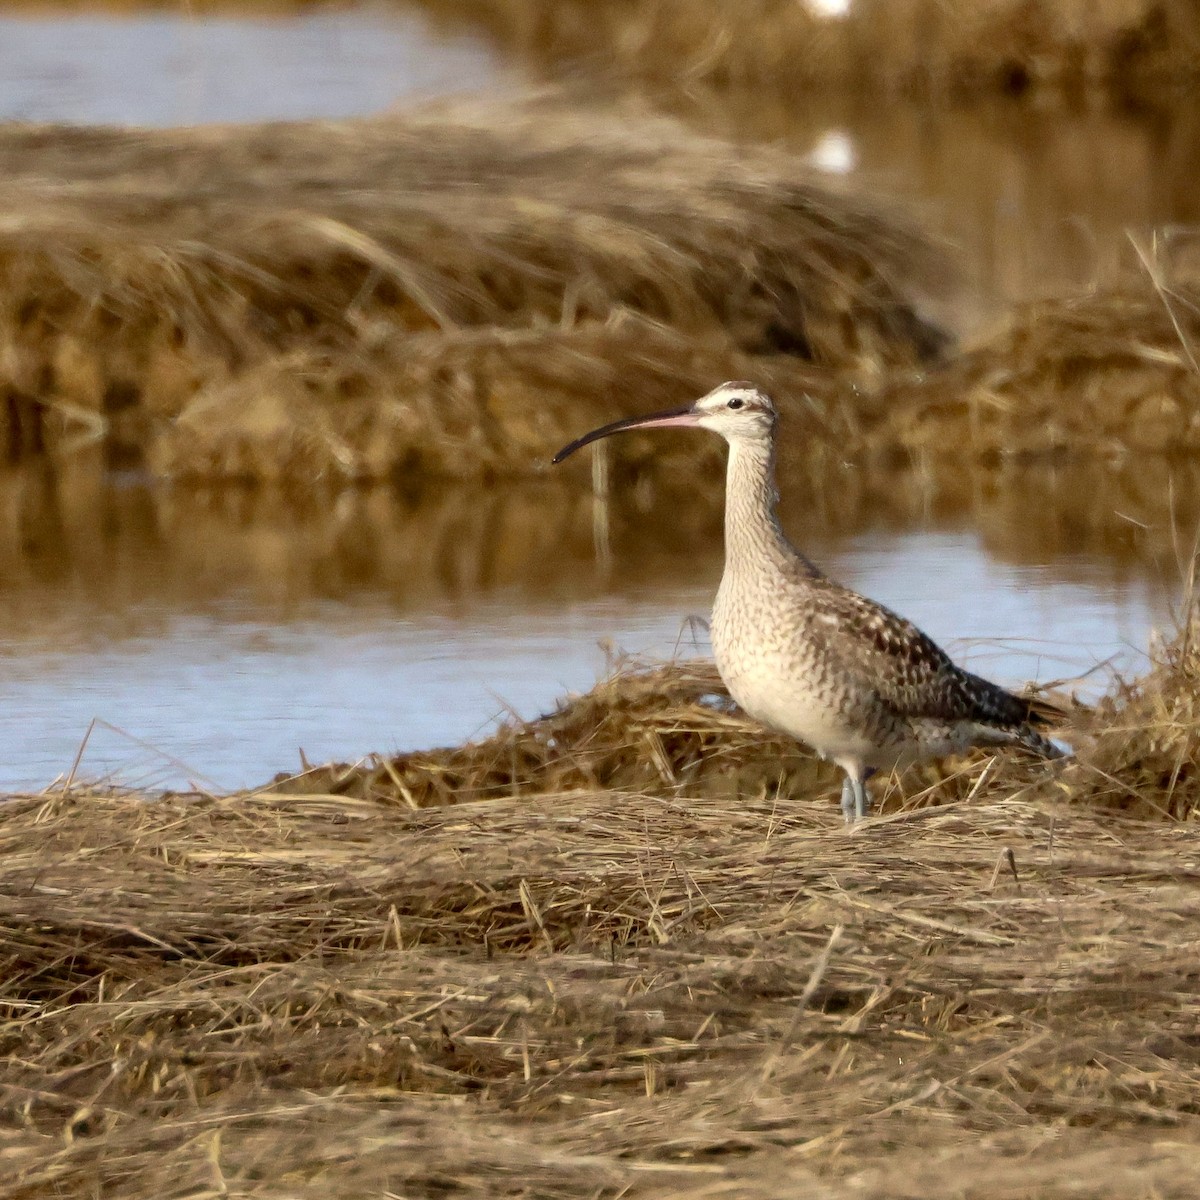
xmin=852 ymin=776 xmax=870 ymax=821
xmin=840 ymin=776 xmax=856 ymax=824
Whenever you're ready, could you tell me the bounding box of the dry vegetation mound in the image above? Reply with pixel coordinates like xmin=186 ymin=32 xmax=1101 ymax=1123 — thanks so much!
xmin=274 ymin=632 xmax=1196 ymax=823
xmin=871 ymin=282 xmax=1200 ymax=465
xmin=280 ymin=660 xmax=836 ymax=808
xmin=0 ymin=101 xmax=946 ymax=482
xmin=2 ymin=753 xmax=1199 ymax=1193
xmin=4 ymin=100 xmax=1192 ymax=493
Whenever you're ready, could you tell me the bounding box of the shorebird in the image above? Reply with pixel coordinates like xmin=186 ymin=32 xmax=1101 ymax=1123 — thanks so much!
xmin=553 ymin=381 xmax=1062 ymax=822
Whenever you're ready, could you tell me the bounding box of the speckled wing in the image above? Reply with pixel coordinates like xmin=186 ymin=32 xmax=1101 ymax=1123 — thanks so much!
xmin=798 ymin=575 xmax=1040 ymax=729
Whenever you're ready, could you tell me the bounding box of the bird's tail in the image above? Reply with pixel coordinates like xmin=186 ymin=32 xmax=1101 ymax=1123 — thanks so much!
xmin=1013 ymin=723 xmax=1067 ymax=760
xmin=1008 ymin=687 xmax=1073 ymax=758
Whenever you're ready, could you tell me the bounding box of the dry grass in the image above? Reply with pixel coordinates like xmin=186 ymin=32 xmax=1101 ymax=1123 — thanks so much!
xmin=0 ymin=100 xmax=946 ymax=481
xmin=1078 ymin=594 xmax=1200 ymax=819
xmin=418 ymin=0 xmax=1200 ymax=99
xmin=154 ymin=273 xmax=1200 ymax=484
xmin=3 ymin=98 xmax=1195 ymax=491
xmin=277 ymin=660 xmax=836 ymax=809
xmin=6 ymin=602 xmax=1200 ymax=1195
xmin=869 ymin=280 xmax=1200 ymax=465
xmin=538 ymin=277 xmax=1200 ymax=500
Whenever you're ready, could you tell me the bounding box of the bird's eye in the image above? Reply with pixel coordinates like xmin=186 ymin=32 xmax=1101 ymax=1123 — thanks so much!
xmin=727 ymin=397 xmax=744 ymax=410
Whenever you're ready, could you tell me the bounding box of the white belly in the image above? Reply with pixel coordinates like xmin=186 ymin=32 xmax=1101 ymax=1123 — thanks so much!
xmin=712 ymin=568 xmax=884 ymax=767
xmin=719 ymin=652 xmax=877 ymax=764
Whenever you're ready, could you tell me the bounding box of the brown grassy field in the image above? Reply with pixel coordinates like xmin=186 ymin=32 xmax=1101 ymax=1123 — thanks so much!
xmin=4 ymin=605 xmax=1200 ymax=1197
xmin=873 ymin=281 xmax=1200 ymax=461
xmin=544 ymin=279 xmax=1200 ymax=498
xmin=417 ymin=0 xmax=1200 ymax=99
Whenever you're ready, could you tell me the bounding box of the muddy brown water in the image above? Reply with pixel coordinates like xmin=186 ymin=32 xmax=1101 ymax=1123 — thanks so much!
xmin=0 ymin=6 xmax=1193 ymax=791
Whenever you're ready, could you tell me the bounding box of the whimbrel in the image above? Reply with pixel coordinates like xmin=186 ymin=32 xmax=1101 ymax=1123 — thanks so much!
xmin=554 ymin=381 xmax=1062 ymax=822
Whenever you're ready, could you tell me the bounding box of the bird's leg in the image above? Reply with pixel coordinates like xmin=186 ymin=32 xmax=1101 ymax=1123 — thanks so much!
xmin=840 ymin=775 xmax=856 ymax=824
xmin=838 ymin=765 xmax=873 ymax=823
xmin=852 ymin=775 xmax=870 ymax=821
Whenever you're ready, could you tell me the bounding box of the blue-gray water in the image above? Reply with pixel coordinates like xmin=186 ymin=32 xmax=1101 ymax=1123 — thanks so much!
xmin=0 ymin=8 xmax=501 ymax=126
xmin=0 ymin=527 xmax=1170 ymax=793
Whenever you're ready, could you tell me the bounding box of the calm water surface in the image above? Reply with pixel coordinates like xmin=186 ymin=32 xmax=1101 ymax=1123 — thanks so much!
xmin=0 ymin=8 xmax=502 ymax=126
xmin=0 ymin=504 xmax=1173 ymax=792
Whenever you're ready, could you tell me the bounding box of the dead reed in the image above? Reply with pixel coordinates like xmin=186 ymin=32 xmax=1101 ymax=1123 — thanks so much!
xmin=872 ymin=281 xmax=1200 ymax=465
xmin=1 ymin=761 xmax=1197 ymax=1192
xmin=3 ymin=100 xmax=1194 ymax=492
xmin=539 ymin=278 xmax=1200 ymax=501
xmin=279 ymin=659 xmax=836 ymax=808
xmin=0 ymin=100 xmax=945 ymax=481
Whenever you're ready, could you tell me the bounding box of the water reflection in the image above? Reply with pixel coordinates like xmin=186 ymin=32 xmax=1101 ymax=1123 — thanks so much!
xmin=4 ymin=455 xmax=1194 ymax=609
xmin=0 ymin=459 xmax=1183 ymax=793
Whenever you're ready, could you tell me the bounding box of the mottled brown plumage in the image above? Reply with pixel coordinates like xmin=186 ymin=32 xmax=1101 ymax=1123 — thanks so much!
xmin=555 ymin=381 xmax=1062 ymax=821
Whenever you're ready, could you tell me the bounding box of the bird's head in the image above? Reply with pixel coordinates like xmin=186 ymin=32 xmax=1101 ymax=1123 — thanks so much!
xmin=552 ymin=381 xmax=776 ymax=464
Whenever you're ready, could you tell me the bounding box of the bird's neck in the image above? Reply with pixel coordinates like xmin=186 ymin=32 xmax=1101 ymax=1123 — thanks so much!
xmin=723 ymin=439 xmax=819 ymax=578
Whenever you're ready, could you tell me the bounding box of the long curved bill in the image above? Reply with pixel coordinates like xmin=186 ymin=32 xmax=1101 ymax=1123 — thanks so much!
xmin=552 ymin=405 xmax=702 ymax=464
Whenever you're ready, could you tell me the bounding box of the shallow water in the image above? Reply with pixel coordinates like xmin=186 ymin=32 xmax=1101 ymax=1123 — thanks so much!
xmin=0 ymin=7 xmax=502 ymax=126
xmin=0 ymin=469 xmax=1176 ymax=792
